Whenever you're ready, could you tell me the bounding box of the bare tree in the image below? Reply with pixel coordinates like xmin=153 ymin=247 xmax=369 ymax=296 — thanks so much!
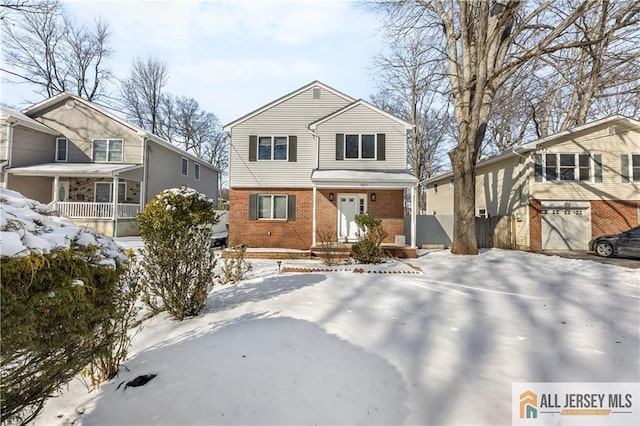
xmin=120 ymin=57 xmax=168 ymax=134
xmin=371 ymin=28 xmax=454 ymax=211
xmin=1 ymin=0 xmax=112 ymax=101
xmin=375 ymin=0 xmax=597 ymax=254
xmin=486 ymin=0 xmax=640 ymax=148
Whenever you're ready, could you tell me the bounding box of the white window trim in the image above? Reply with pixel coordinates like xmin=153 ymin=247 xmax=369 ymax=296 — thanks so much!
xmin=94 ymin=181 xmax=126 ymax=203
xmin=257 ymin=136 xmax=288 ymax=161
xmin=92 ymin=138 xmax=123 ymax=163
xmin=543 ymin=152 xmax=592 ymax=183
xmin=344 ymin=134 xmax=377 ymax=160
xmin=194 ymin=163 xmax=200 ymax=181
xmin=181 ymin=157 xmax=189 ymax=177
xmin=629 ymin=153 xmax=640 ymax=182
xmin=257 ymin=194 xmax=288 ymax=220
xmin=55 ymin=137 xmax=68 ymax=162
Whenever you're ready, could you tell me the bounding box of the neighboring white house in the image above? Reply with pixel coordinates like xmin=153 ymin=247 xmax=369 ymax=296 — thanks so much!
xmin=1 ymin=94 xmax=220 ymax=236
xmin=224 ymin=80 xmax=418 ymax=253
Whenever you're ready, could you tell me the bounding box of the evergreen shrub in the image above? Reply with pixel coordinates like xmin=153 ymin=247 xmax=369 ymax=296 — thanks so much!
xmin=351 ymin=213 xmax=388 ymax=264
xmin=137 ymin=187 xmax=219 ymax=320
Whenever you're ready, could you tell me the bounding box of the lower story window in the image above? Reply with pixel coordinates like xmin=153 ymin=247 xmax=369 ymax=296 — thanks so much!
xmin=258 ymin=194 xmax=287 ymax=219
xmin=95 ymin=182 xmax=126 ymax=203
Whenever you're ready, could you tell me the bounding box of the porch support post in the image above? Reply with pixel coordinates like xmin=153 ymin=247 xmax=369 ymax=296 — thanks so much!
xmin=311 ymin=186 xmax=317 ymax=247
xmin=52 ymin=175 xmax=60 ymax=204
xmin=112 ymin=175 xmax=119 ymax=237
xmin=410 ymin=185 xmax=417 ymax=248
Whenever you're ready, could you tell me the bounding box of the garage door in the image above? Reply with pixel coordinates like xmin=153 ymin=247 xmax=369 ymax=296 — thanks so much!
xmin=541 ymin=201 xmax=591 ymax=250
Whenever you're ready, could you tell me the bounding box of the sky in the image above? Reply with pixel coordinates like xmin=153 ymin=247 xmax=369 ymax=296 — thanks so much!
xmin=0 ymin=0 xmax=387 ymax=125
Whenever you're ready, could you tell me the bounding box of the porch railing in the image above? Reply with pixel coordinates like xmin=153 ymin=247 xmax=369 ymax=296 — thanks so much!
xmin=52 ymin=202 xmax=141 ymax=219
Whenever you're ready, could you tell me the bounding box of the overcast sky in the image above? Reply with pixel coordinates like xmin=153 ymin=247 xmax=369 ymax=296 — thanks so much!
xmin=1 ymin=0 xmax=386 ymax=125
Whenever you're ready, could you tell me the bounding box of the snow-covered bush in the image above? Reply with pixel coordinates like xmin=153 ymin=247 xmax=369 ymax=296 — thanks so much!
xmin=351 ymin=213 xmax=388 ymax=264
xmin=137 ymin=187 xmax=219 ymax=320
xmin=219 ymin=245 xmax=252 ymax=285
xmin=0 ymin=189 xmax=128 ymax=425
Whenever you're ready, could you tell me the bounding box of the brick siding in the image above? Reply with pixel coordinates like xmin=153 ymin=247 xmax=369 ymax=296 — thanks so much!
xmin=529 ymin=198 xmax=640 ymax=250
xmin=230 ymin=187 xmax=406 ymax=249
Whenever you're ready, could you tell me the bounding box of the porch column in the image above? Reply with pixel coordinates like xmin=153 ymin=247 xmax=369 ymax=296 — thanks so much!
xmin=112 ymin=176 xmax=119 ymax=237
xmin=410 ymin=185 xmax=417 ymax=248
xmin=311 ymin=186 xmax=317 ymax=247
xmin=52 ymin=175 xmax=60 ymax=203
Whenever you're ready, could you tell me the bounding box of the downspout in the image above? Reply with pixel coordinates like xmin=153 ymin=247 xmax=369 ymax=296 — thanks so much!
xmin=307 ymin=126 xmax=319 ymax=248
xmin=141 ymin=137 xmax=149 ymax=209
xmin=4 ymin=120 xmax=15 ymax=188
xmin=112 ymin=174 xmax=119 ymax=238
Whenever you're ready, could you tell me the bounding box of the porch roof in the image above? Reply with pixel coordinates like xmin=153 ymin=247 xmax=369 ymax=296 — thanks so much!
xmin=311 ymin=169 xmax=418 ymax=189
xmin=7 ymin=163 xmax=143 ymax=178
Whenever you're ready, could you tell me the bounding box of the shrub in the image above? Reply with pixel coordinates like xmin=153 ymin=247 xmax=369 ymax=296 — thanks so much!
xmin=0 ymin=188 xmax=128 ymax=425
xmin=137 ymin=187 xmax=219 ymax=320
xmin=219 ymin=245 xmax=252 ymax=285
xmin=82 ymin=249 xmax=142 ymax=389
xmin=316 ymin=226 xmax=339 ymax=266
xmin=351 ymin=213 xmax=388 ymax=264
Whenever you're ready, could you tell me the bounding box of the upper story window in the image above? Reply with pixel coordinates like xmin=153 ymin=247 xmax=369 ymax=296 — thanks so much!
xmin=543 ymin=153 xmax=592 ymax=182
xmin=181 ymin=157 xmax=188 ymax=176
xmin=433 ymin=183 xmax=438 ymax=193
xmin=194 ymin=163 xmax=200 ymax=180
xmin=93 ymin=139 xmax=123 ymax=162
xmin=622 ymin=154 xmax=640 ymax=182
xmin=259 ymin=136 xmax=288 ymax=160
xmin=56 ymin=138 xmax=68 ymax=162
xmin=345 ymin=134 xmax=376 ymax=159
xmin=336 ymin=133 xmax=385 ymax=161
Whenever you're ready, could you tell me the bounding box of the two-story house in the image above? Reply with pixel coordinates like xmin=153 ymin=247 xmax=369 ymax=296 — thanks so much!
xmin=224 ymin=81 xmax=418 ymax=251
xmin=423 ymin=115 xmax=640 ymax=250
xmin=1 ymin=94 xmax=220 ymax=236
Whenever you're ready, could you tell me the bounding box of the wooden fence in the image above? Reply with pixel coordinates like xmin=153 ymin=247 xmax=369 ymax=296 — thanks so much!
xmin=475 ymin=215 xmax=512 ymax=249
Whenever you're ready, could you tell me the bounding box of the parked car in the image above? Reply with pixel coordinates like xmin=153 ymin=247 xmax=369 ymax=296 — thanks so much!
xmin=589 ymin=225 xmax=640 ymax=258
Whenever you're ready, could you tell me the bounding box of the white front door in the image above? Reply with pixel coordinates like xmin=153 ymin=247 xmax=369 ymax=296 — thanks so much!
xmin=338 ymin=194 xmax=366 ymax=242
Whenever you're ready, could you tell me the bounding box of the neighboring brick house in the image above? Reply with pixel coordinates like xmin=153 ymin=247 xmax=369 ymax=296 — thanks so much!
xmin=1 ymin=94 xmax=220 ymax=236
xmin=423 ymin=115 xmax=640 ymax=250
xmin=223 ymin=81 xmax=418 ymax=250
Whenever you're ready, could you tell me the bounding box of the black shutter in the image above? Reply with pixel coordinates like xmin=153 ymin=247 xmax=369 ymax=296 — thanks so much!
xmin=621 ymin=154 xmax=630 ymax=183
xmin=287 ymin=195 xmax=296 ymax=221
xmin=288 ymin=136 xmax=297 ymax=162
xmin=336 ymin=133 xmax=344 ymax=160
xmin=249 ymin=194 xmax=258 ymax=220
xmin=534 ymin=154 xmax=543 ymax=182
xmin=376 ymin=133 xmax=386 ymax=161
xmin=249 ymin=135 xmax=257 ymax=162
xmin=593 ymin=154 xmax=603 ymax=183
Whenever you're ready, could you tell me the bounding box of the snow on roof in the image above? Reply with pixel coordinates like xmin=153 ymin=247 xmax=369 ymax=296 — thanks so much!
xmin=8 ymin=163 xmax=143 ymax=177
xmin=0 ymin=188 xmax=126 ymax=266
xmin=311 ymin=169 xmax=418 ymax=188
xmin=0 ymin=105 xmax=59 ymax=135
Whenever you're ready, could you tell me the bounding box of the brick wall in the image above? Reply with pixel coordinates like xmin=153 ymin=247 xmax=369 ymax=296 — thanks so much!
xmin=591 ymin=200 xmax=640 ymax=236
xmin=316 ymin=189 xmax=404 ymax=244
xmin=529 ymin=199 xmax=542 ymax=251
xmin=230 ymin=187 xmax=407 ymax=249
xmin=229 ymin=188 xmax=313 ymax=249
xmin=529 ymin=198 xmax=640 ymax=251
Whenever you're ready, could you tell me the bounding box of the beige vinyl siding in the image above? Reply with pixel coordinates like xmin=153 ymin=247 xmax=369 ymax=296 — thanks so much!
xmin=10 ymin=176 xmax=53 ymax=203
xmin=316 ymin=104 xmax=407 ymax=170
xmin=9 ymin=126 xmax=56 ymax=167
xmin=30 ymin=100 xmax=143 ymax=164
xmin=146 ymin=142 xmax=218 ymax=202
xmin=0 ymin=121 xmax=7 ymax=162
xmin=531 ymin=127 xmax=640 ymax=200
xmin=229 ymin=86 xmax=351 ymax=188
xmin=425 ymin=178 xmax=454 ymax=215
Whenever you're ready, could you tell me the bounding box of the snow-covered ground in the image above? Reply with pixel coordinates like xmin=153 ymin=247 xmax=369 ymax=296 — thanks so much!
xmin=32 ymin=238 xmax=639 ymax=426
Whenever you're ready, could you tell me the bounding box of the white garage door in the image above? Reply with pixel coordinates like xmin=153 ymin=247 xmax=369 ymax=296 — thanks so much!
xmin=541 ymin=201 xmax=591 ymax=250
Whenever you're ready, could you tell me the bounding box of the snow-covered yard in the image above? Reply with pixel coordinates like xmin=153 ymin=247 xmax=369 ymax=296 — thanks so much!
xmin=36 ymin=243 xmax=639 ymax=425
